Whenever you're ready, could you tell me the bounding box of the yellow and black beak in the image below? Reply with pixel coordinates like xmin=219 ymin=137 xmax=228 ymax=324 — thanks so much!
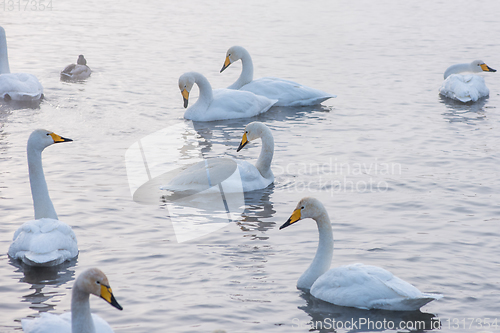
xmin=279 ymin=208 xmax=302 ymax=230
xmin=181 ymin=89 xmax=190 ymax=108
xmin=220 ymin=56 xmax=231 ymax=73
xmin=50 ymin=132 xmax=73 ymax=143
xmin=480 ymin=63 xmax=497 ymax=72
xmin=237 ymin=132 xmax=249 ymax=152
xmin=100 ymin=284 xmax=123 ymax=311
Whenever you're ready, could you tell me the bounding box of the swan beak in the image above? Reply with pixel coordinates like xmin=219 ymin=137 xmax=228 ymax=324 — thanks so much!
xmin=50 ymin=132 xmax=73 ymax=143
xmin=220 ymin=56 xmax=231 ymax=73
xmin=181 ymin=89 xmax=189 ymax=108
xmin=480 ymin=64 xmax=496 ymax=72
xmin=280 ymin=209 xmax=301 ymax=230
xmin=100 ymin=284 xmax=123 ymax=311
xmin=237 ymin=132 xmax=249 ymax=152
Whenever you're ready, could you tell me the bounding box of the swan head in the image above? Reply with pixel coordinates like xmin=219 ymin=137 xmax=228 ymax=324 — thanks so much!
xmin=220 ymin=45 xmax=244 ymax=73
xmin=280 ymin=197 xmax=327 ymax=229
xmin=178 ymin=73 xmax=196 ymax=108
xmin=237 ymin=121 xmax=267 ymax=152
xmin=470 ymin=60 xmax=496 ymax=73
xmin=75 ymin=268 xmax=123 ymax=310
xmin=28 ymin=129 xmax=73 ymax=152
xmin=77 ymin=55 xmax=87 ymax=66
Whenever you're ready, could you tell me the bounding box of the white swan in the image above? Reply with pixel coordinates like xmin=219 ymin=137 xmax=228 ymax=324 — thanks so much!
xmin=0 ymin=26 xmax=43 ymax=101
xmin=178 ymin=72 xmax=277 ymax=122
xmin=22 ymin=268 xmax=123 ymax=333
xmin=439 ymin=60 xmax=496 ymax=102
xmin=61 ymin=55 xmax=91 ymax=81
xmin=8 ymin=129 xmax=78 ymax=266
xmin=162 ymin=122 xmax=274 ymax=194
xmin=220 ymin=46 xmax=336 ymax=106
xmin=280 ymin=197 xmax=442 ymax=311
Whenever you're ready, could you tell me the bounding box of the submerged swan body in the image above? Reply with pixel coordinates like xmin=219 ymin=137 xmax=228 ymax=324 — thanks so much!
xmin=220 ymin=46 xmax=336 ymax=106
xmin=61 ymin=55 xmax=91 ymax=81
xmin=8 ymin=130 xmax=78 ymax=266
xmin=280 ymin=197 xmax=442 ymax=311
xmin=0 ymin=26 xmax=43 ymax=101
xmin=162 ymin=122 xmax=274 ymax=194
xmin=22 ymin=268 xmax=123 ymax=333
xmin=178 ymin=72 xmax=277 ymax=121
xmin=439 ymin=60 xmax=496 ymax=102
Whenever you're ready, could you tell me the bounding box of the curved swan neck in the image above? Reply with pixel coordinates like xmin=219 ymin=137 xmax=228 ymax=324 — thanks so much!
xmin=27 ymin=143 xmax=58 ymax=220
xmin=229 ymin=47 xmax=253 ymax=89
xmin=71 ymin=287 xmax=96 ymax=333
xmin=255 ymin=125 xmax=274 ymax=179
xmin=0 ymin=27 xmax=11 ymax=74
xmin=192 ymin=72 xmax=213 ymax=109
xmin=297 ymin=211 xmax=334 ymax=290
xmin=444 ymin=63 xmax=473 ymax=79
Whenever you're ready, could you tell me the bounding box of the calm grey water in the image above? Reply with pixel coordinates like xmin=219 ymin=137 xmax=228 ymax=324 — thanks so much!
xmin=1 ymin=0 xmax=500 ymax=332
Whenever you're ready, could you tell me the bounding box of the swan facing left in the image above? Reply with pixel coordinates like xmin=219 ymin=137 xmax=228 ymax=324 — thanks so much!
xmin=178 ymin=72 xmax=277 ymax=121
xmin=8 ymin=129 xmax=78 ymax=267
xmin=0 ymin=26 xmax=43 ymax=101
xmin=280 ymin=197 xmax=442 ymax=311
xmin=161 ymin=121 xmax=275 ymax=194
xmin=439 ymin=60 xmax=496 ymax=102
xmin=22 ymin=268 xmax=123 ymax=333
xmin=220 ymin=46 xmax=336 ymax=106
xmin=61 ymin=55 xmax=91 ymax=81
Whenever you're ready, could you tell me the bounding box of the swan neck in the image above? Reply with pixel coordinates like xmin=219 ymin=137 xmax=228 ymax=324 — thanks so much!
xmin=298 ymin=212 xmax=334 ymax=289
xmin=192 ymin=72 xmax=213 ymax=109
xmin=444 ymin=63 xmax=472 ymax=79
xmin=28 ymin=144 xmax=58 ymax=220
xmin=230 ymin=48 xmax=253 ymax=89
xmin=255 ymin=126 xmax=274 ymax=179
xmin=0 ymin=28 xmax=10 ymax=74
xmin=71 ymin=287 xmax=96 ymax=333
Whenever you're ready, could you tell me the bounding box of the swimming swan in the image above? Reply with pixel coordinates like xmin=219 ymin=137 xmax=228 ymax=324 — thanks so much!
xmin=0 ymin=26 xmax=43 ymax=101
xmin=61 ymin=55 xmax=91 ymax=81
xmin=220 ymin=46 xmax=336 ymax=106
xmin=439 ymin=60 xmax=496 ymax=102
xmin=178 ymin=72 xmax=277 ymax=122
xmin=280 ymin=197 xmax=442 ymax=311
xmin=8 ymin=129 xmax=78 ymax=266
xmin=22 ymin=268 xmax=123 ymax=333
xmin=162 ymin=122 xmax=274 ymax=194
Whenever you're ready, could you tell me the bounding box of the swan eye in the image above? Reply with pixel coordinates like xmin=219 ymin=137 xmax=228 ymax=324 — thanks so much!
xmin=301 ymin=206 xmax=305 ymax=209
xmin=46 ymin=133 xmax=50 ymax=136
xmin=245 ymin=131 xmax=248 ymax=133
xmin=96 ymin=281 xmax=100 ymax=285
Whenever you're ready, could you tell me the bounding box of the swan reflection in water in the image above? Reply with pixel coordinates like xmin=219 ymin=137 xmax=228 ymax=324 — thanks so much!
xmin=9 ymin=257 xmax=76 ymax=313
xmin=297 ymin=291 xmax=440 ymax=332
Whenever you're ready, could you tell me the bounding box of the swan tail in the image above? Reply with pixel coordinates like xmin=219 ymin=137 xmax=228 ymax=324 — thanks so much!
xmin=370 ymin=294 xmax=442 ymax=311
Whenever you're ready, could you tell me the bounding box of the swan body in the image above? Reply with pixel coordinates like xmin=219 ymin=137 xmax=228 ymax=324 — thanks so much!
xmin=0 ymin=26 xmax=43 ymax=101
xmin=22 ymin=268 xmax=123 ymax=333
xmin=280 ymin=197 xmax=442 ymax=311
xmin=178 ymin=72 xmax=277 ymax=122
xmin=162 ymin=122 xmax=274 ymax=193
xmin=220 ymin=46 xmax=336 ymax=106
xmin=61 ymin=55 xmax=91 ymax=81
xmin=8 ymin=129 xmax=78 ymax=266
xmin=439 ymin=60 xmax=496 ymax=102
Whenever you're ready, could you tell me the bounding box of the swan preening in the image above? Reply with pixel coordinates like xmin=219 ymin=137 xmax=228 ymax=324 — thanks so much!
xmin=220 ymin=46 xmax=336 ymax=106
xmin=178 ymin=72 xmax=277 ymax=121
xmin=439 ymin=60 xmax=496 ymax=102
xmin=162 ymin=122 xmax=274 ymax=194
xmin=0 ymin=26 xmax=43 ymax=101
xmin=22 ymin=268 xmax=123 ymax=333
xmin=8 ymin=129 xmax=78 ymax=266
xmin=280 ymin=197 xmax=442 ymax=311
xmin=61 ymin=55 xmax=91 ymax=81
